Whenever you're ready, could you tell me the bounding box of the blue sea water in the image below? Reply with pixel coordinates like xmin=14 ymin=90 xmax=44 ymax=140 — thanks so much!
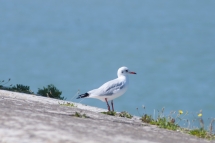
xmin=0 ymin=1 xmax=215 ymax=127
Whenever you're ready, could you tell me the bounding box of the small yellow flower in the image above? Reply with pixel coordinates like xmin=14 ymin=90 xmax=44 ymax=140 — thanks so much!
xmin=198 ymin=113 xmax=202 ymax=117
xmin=179 ymin=110 xmax=183 ymax=114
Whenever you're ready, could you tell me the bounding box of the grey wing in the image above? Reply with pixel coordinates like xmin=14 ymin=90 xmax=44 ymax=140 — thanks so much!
xmin=100 ymin=81 xmax=125 ymax=96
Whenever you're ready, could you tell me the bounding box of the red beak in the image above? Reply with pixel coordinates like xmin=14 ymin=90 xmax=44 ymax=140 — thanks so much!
xmin=129 ymin=72 xmax=136 ymax=74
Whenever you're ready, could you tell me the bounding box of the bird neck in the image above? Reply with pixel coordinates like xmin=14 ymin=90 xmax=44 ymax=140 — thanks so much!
xmin=118 ymin=75 xmax=129 ymax=83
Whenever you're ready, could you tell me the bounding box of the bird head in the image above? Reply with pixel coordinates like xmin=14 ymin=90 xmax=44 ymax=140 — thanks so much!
xmin=117 ymin=66 xmax=136 ymax=77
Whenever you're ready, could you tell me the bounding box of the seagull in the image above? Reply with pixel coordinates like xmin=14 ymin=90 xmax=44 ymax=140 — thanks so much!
xmin=76 ymin=66 xmax=136 ymax=111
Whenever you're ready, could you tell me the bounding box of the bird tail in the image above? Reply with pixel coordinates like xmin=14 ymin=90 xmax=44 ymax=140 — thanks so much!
xmin=76 ymin=93 xmax=89 ymax=99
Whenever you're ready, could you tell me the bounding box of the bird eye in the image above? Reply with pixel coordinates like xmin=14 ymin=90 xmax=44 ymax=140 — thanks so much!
xmin=125 ymin=70 xmax=128 ymax=72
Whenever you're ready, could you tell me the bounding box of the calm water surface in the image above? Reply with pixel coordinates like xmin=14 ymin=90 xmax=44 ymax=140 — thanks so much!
xmin=0 ymin=1 xmax=215 ymax=127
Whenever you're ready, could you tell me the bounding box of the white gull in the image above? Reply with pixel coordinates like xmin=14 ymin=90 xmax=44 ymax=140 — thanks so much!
xmin=76 ymin=66 xmax=136 ymax=111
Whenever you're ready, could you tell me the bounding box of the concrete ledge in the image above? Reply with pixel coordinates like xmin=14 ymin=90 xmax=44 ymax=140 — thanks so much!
xmin=0 ymin=90 xmax=212 ymax=143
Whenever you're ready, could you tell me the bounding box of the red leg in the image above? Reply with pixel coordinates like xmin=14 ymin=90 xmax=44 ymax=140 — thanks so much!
xmin=105 ymin=98 xmax=110 ymax=111
xmin=111 ymin=100 xmax=114 ymax=111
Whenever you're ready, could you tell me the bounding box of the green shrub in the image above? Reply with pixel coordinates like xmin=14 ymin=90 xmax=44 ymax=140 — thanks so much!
xmin=0 ymin=80 xmax=33 ymax=94
xmin=10 ymin=84 xmax=33 ymax=94
xmin=37 ymin=84 xmax=65 ymax=100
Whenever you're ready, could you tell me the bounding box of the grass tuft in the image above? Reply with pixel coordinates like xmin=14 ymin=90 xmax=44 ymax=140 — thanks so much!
xmin=71 ymin=112 xmax=89 ymax=118
xmin=119 ymin=111 xmax=133 ymax=119
xmin=189 ymin=128 xmax=208 ymax=138
xmin=101 ymin=111 xmax=116 ymax=116
xmin=59 ymin=102 xmax=76 ymax=107
xmin=141 ymin=114 xmax=179 ymax=130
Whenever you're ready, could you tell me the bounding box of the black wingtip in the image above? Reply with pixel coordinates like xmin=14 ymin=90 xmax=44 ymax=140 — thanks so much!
xmin=76 ymin=93 xmax=89 ymax=99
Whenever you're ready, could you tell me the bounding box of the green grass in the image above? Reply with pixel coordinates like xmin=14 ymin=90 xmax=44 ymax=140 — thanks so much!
xmin=189 ymin=128 xmax=208 ymax=138
xmin=139 ymin=108 xmax=215 ymax=140
xmin=141 ymin=114 xmax=179 ymax=130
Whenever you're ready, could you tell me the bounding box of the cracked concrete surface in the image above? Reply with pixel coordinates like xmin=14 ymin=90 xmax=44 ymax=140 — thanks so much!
xmin=0 ymin=90 xmax=213 ymax=143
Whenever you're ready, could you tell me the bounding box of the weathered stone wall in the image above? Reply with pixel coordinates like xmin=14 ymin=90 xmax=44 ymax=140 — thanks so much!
xmin=0 ymin=90 xmax=212 ymax=143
